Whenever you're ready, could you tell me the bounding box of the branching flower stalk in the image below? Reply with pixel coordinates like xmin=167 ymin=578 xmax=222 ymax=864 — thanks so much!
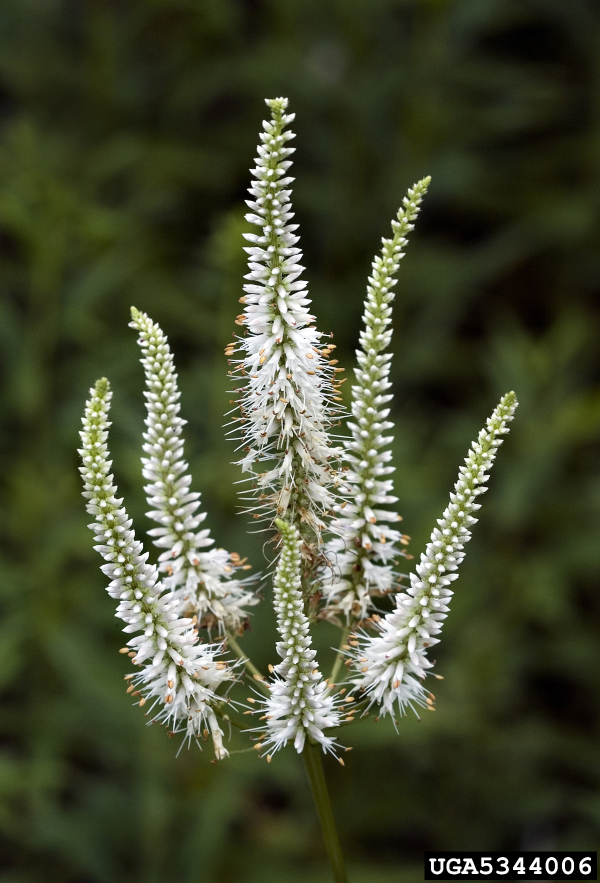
xmin=79 ymin=379 xmax=233 ymax=759
xmin=130 ymin=307 xmax=256 ymax=633
xmin=258 ymin=519 xmax=341 ymax=757
xmin=79 ymin=97 xmax=518 ymax=883
xmin=322 ymin=177 xmax=430 ymax=625
xmin=227 ymin=97 xmax=342 ymax=586
xmin=350 ymin=392 xmax=517 ymax=718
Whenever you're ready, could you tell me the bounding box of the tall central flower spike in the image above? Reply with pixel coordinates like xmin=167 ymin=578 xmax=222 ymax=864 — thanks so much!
xmin=258 ymin=519 xmax=341 ymax=756
xmin=350 ymin=392 xmax=518 ymax=718
xmin=130 ymin=308 xmax=257 ymax=633
xmin=322 ymin=178 xmax=430 ymax=623
xmin=228 ymin=97 xmax=341 ymax=546
xmin=79 ymin=379 xmax=233 ymax=760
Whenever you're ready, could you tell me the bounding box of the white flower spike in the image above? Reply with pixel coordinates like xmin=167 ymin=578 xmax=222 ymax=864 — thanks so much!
xmin=323 ymin=178 xmax=431 ymax=622
xmin=79 ymin=98 xmax=519 ymax=820
xmin=130 ymin=307 xmax=256 ymax=632
xmin=351 ymin=391 xmax=518 ymax=717
xmin=228 ymin=97 xmax=341 ymax=538
xmin=79 ymin=378 xmax=233 ymax=759
xmin=259 ymin=519 xmax=341 ymax=756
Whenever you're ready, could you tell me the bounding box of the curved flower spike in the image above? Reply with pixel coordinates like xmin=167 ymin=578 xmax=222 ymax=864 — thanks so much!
xmin=258 ymin=519 xmax=341 ymax=756
xmin=79 ymin=378 xmax=233 ymax=759
xmin=229 ymin=98 xmax=340 ymax=538
xmin=351 ymin=391 xmax=518 ymax=718
xmin=130 ymin=308 xmax=257 ymax=633
xmin=323 ymin=177 xmax=431 ymax=621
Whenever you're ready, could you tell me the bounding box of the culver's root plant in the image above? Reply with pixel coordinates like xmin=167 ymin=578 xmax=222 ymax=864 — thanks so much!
xmin=79 ymin=97 xmax=517 ymax=883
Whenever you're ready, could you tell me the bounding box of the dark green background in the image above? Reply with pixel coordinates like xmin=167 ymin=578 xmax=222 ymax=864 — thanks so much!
xmin=1 ymin=1 xmax=599 ymax=880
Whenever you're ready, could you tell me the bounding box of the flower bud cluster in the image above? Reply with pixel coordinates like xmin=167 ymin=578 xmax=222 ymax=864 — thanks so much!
xmin=323 ymin=178 xmax=430 ymax=621
xmin=229 ymin=97 xmax=341 ymax=536
xmin=79 ymin=379 xmax=232 ymax=759
xmin=130 ymin=308 xmax=256 ymax=632
xmin=351 ymin=392 xmax=517 ymax=717
xmin=258 ymin=520 xmax=341 ymax=755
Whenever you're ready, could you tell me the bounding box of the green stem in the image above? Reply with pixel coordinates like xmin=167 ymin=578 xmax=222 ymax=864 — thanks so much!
xmin=226 ymin=632 xmax=270 ymax=696
xmin=212 ymin=702 xmax=251 ymax=731
xmin=302 ymin=740 xmax=349 ymax=883
xmin=329 ymin=625 xmax=351 ymax=685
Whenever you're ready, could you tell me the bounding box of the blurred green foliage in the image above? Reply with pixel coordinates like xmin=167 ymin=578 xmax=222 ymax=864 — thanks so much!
xmin=1 ymin=0 xmax=599 ymax=880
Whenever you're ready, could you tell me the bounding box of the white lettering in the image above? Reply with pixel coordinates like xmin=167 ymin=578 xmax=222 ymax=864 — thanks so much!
xmin=529 ymin=857 xmax=542 ymax=874
xmin=429 ymin=858 xmax=445 ymax=876
xmin=480 ymin=857 xmax=493 ymax=875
